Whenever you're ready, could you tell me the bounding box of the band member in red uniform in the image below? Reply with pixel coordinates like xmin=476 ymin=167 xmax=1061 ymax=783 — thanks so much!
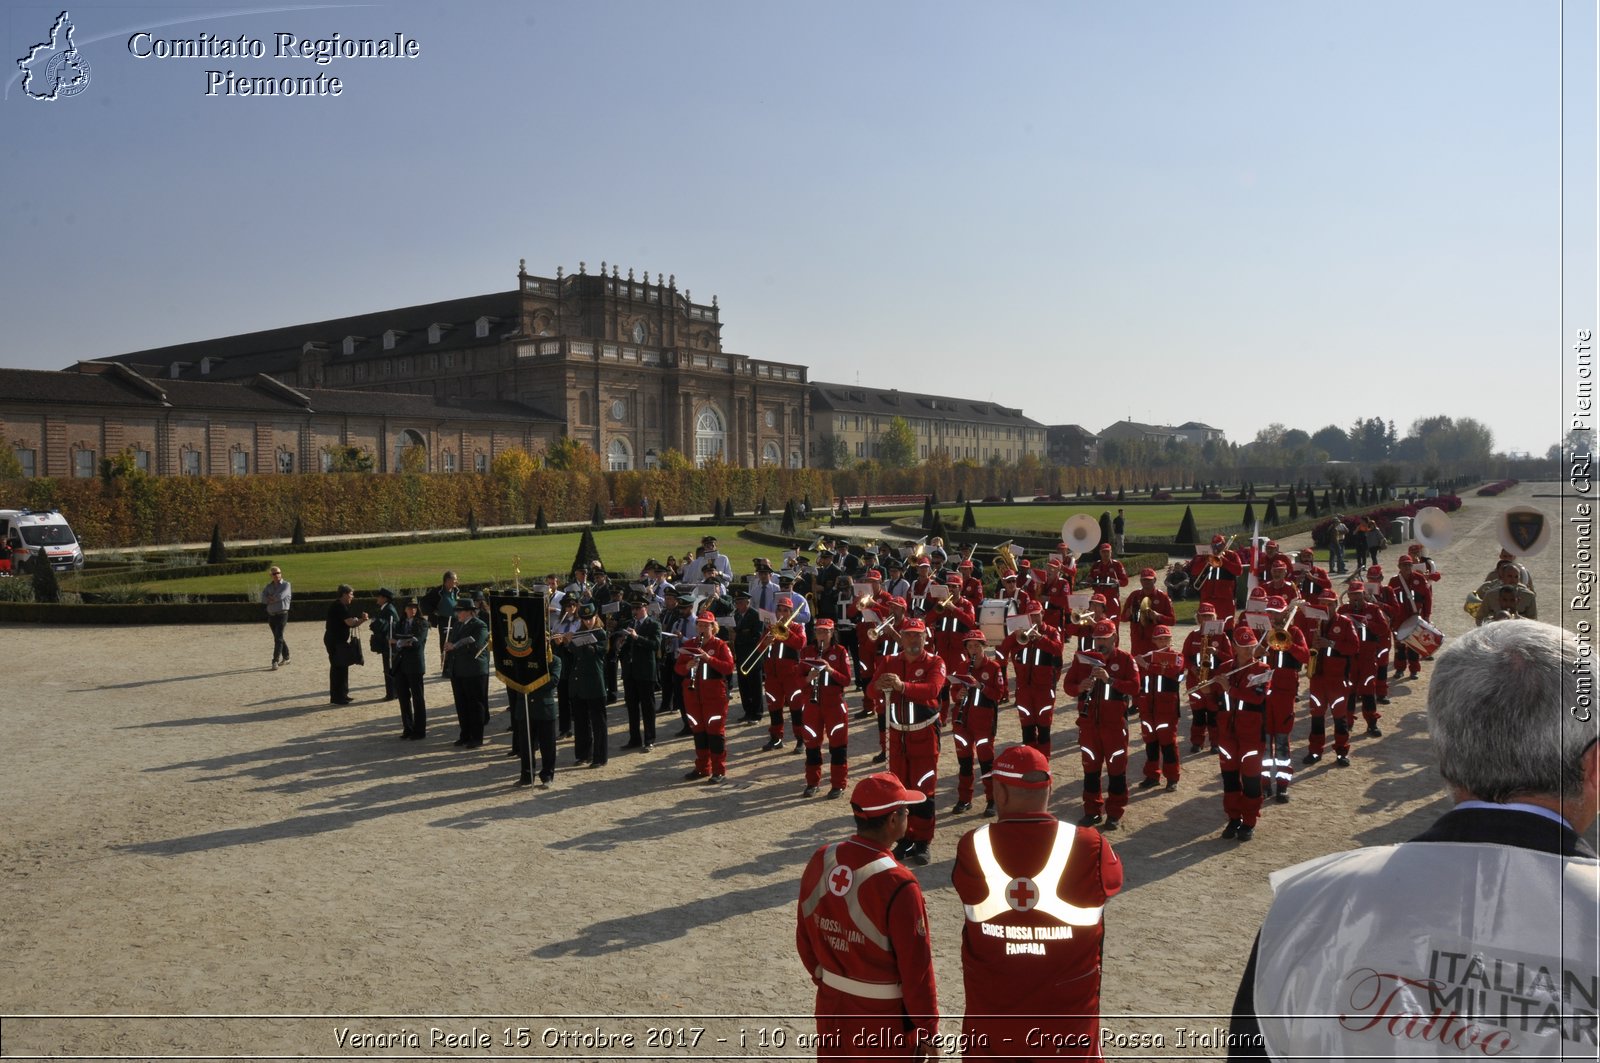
xmin=1257 ymin=597 xmax=1309 ymax=803
xmin=1063 ymin=621 xmax=1140 ymax=830
xmin=1187 ymin=534 xmax=1244 ymax=620
xmin=1000 ymin=601 xmax=1064 ymax=758
xmin=1212 ymin=627 xmax=1269 ymax=841
xmin=996 ymin=570 xmax=1034 ymax=615
xmin=1252 ymin=539 xmax=1288 ymax=582
xmin=853 ymin=581 xmax=887 ymax=706
xmin=676 ymin=611 xmax=737 ymax=783
xmin=760 ymin=597 xmax=809 ymax=752
xmin=1362 ymin=565 xmax=1391 ymax=703
xmin=1063 ymin=594 xmax=1110 ymax=655
xmin=873 ymin=619 xmax=947 ymax=866
xmin=1087 ymin=543 xmax=1129 ymax=625
xmin=1387 ymin=554 xmax=1434 ymax=679
xmin=797 ymin=772 xmax=939 ymax=1060
xmin=1135 ymin=625 xmax=1185 ymax=791
xmin=1303 ymin=589 xmax=1359 ymax=767
xmin=1342 ymin=579 xmax=1391 ymax=736
xmin=1292 ymin=547 xmax=1332 ymax=602
xmin=928 ymin=574 xmax=978 ymax=702
xmin=955 ymin=558 xmax=984 ymax=605
xmin=1122 ymin=567 xmax=1175 ymax=659
xmin=1041 ymin=554 xmax=1078 ymax=633
xmin=1183 ymin=604 xmax=1233 ymax=753
xmin=799 ymin=619 xmax=854 ymax=799
xmin=861 ymin=595 xmax=906 ymax=763
xmin=951 ymin=744 xmax=1123 ymax=1060
xmin=1260 ymin=557 xmax=1300 ymax=611
xmin=950 ymin=630 xmax=1009 ymax=816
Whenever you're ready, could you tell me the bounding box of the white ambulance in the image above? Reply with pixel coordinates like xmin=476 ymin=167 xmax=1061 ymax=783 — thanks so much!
xmin=0 ymin=509 xmax=86 ymax=572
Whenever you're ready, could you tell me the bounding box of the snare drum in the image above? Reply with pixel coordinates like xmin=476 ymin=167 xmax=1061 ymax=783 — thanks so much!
xmin=1396 ymin=616 xmax=1445 ymax=658
xmin=978 ymin=599 xmax=1013 ymax=644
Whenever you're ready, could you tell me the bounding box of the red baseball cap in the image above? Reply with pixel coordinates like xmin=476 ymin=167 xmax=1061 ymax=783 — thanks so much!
xmin=1197 ymin=604 xmax=1217 ymax=616
xmin=1398 ymin=555 xmax=1415 ymax=566
xmin=958 ymin=559 xmax=974 ymax=570
xmin=866 ymin=569 xmax=883 ymax=581
xmin=1027 ymin=601 xmax=1044 ymax=615
xmin=900 ymin=618 xmax=927 ymax=633
xmin=1348 ymin=580 xmax=1366 ymax=591
xmin=1235 ymin=628 xmax=1258 ymax=645
xmin=1140 ymin=567 xmax=1157 ymax=579
xmin=1089 ymin=594 xmax=1108 ymax=607
xmin=1366 ymin=566 xmax=1383 ymax=579
xmin=1266 ymin=539 xmax=1279 ymax=549
xmin=1002 ymin=571 xmax=1018 ymax=581
xmin=1152 ymin=625 xmax=1172 ymax=638
xmin=813 ymin=618 xmax=834 ymax=630
xmin=945 ymin=573 xmax=963 ymax=585
xmin=1092 ymin=621 xmax=1116 ymax=638
xmin=696 ymin=611 xmax=716 ymax=623
xmin=850 ymin=772 xmax=925 ymax=814
xmin=962 ymin=629 xmax=987 ymax=643
xmin=1266 ymin=596 xmax=1287 ymax=611
xmin=1211 ymin=534 xmax=1227 ymax=547
xmin=1297 ymin=548 xmax=1315 ymax=560
xmin=990 ymin=744 xmax=1050 ymax=788
xmin=1099 ymin=542 xmax=1112 ymax=552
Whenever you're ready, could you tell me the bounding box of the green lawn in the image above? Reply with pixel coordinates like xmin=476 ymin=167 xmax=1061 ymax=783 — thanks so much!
xmin=930 ymin=503 xmax=1272 ymax=539
xmin=141 ymin=524 xmax=784 ymax=596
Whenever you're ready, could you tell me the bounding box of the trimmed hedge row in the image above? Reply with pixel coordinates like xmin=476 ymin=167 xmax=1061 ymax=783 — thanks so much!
xmin=1 ymin=467 xmax=833 ymax=550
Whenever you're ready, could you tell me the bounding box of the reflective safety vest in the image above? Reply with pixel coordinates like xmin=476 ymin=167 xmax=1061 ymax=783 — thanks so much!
xmin=799 ymin=844 xmax=906 ymax=999
xmin=962 ymin=823 xmax=1106 ymax=926
xmin=1255 ymin=840 xmax=1599 ymax=1061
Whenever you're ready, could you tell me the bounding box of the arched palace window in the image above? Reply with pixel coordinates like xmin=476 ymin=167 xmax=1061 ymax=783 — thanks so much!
xmin=607 ymin=438 xmax=633 ymax=471
xmin=694 ymin=406 xmax=726 ymax=468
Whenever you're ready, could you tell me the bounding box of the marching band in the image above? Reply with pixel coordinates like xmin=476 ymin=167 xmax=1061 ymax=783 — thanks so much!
xmin=333 ymin=501 xmax=1556 ymax=847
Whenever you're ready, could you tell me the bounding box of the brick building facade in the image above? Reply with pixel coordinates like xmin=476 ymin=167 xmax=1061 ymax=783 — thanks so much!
xmin=0 ymin=362 xmax=560 ymax=480
xmin=94 ymin=262 xmax=810 ymax=471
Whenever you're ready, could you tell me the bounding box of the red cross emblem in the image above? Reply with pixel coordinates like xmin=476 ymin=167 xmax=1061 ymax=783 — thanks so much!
xmin=828 ymin=865 xmax=854 ymax=897
xmin=1006 ymin=876 xmax=1038 ymax=913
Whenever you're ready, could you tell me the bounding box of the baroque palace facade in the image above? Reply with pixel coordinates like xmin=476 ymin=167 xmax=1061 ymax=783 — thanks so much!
xmin=88 ymin=261 xmax=811 ymax=472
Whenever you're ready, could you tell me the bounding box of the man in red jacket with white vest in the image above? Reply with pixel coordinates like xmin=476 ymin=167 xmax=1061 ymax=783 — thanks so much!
xmin=798 ymin=772 xmax=940 ymax=1060
xmin=952 ymin=744 xmax=1123 ymax=1061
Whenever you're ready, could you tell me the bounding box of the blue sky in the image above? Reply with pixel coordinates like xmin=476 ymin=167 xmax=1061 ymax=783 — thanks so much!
xmin=2 ymin=0 xmax=1592 ymax=456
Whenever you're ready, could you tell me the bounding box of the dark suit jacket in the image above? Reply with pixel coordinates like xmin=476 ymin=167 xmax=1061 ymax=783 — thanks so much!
xmin=1228 ymin=806 xmax=1596 ymax=1060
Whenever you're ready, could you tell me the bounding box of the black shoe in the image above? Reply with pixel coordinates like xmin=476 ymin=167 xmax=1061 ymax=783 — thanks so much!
xmin=1164 ymin=780 xmax=1179 ymax=792
xmin=1102 ymin=818 xmax=1121 ymax=831
xmin=1137 ymin=777 xmax=1160 ymax=790
xmin=558 ymin=730 xmax=572 ymax=739
xmin=683 ymin=769 xmax=709 ymax=781
xmin=982 ymin=801 xmax=996 ymax=817
xmin=1275 ymin=791 xmax=1290 ymax=804
xmin=1189 ymin=743 xmax=1204 ymax=754
xmin=825 ymin=787 xmax=845 ymax=799
xmin=1367 ymin=725 xmax=1382 ymax=737
xmin=802 ymin=786 xmax=818 ymax=798
xmin=906 ymin=843 xmax=930 ymax=866
xmin=1377 ymin=697 xmax=1391 ymax=705
xmin=332 ymin=698 xmax=354 ymax=705
xmin=452 ymin=738 xmax=468 ymax=747
xmin=762 ymin=738 xmax=783 ymax=751
xmin=1236 ymin=826 xmax=1255 ymax=842
xmin=587 ymin=760 xmax=605 ymax=769
xmin=516 ymin=773 xmax=533 ymax=787
xmin=856 ymin=708 xmax=874 ymax=719
xmin=621 ymin=740 xmax=643 ymax=749
xmin=1303 ymin=752 xmax=1321 ymax=765
xmin=1336 ymin=754 xmax=1351 ymax=767
xmin=676 ymin=727 xmax=693 ymax=737
xmin=463 ymin=740 xmax=482 ymax=749
xmin=1222 ymin=818 xmax=1242 ymax=839
xmin=951 ymin=800 xmax=971 ymax=814
xmin=504 ymin=749 xmax=517 ymax=757
xmin=1077 ymin=813 xmax=1103 ymax=827
xmin=791 ymin=741 xmax=803 ymax=755
xmin=871 ymin=752 xmax=887 ymax=764
xmin=643 ymin=743 xmax=654 ymax=752
xmin=892 ymin=839 xmax=914 ymax=860
xmin=707 ymin=774 xmax=726 ymax=784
